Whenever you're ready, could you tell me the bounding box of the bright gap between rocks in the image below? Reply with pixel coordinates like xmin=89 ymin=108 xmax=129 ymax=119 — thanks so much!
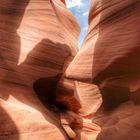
xmin=66 ymin=0 xmax=90 ymax=48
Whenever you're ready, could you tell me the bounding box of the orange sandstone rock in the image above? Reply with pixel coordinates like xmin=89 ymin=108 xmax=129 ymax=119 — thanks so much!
xmin=0 ymin=0 xmax=79 ymax=139
xmin=1 ymin=0 xmax=140 ymax=140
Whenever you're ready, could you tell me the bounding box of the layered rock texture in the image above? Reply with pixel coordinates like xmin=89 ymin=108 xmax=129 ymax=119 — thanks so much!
xmin=0 ymin=0 xmax=79 ymax=139
xmin=0 ymin=0 xmax=140 ymax=140
xmin=65 ymin=0 xmax=140 ymax=139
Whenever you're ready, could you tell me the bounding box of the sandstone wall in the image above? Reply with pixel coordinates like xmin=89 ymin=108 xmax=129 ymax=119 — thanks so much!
xmin=65 ymin=0 xmax=140 ymax=140
xmin=0 ymin=0 xmax=79 ymax=139
xmin=1 ymin=0 xmax=140 ymax=140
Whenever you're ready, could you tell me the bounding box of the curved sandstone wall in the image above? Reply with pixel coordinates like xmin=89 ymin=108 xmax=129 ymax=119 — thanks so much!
xmin=1 ymin=0 xmax=140 ymax=140
xmin=0 ymin=0 xmax=79 ymax=139
xmin=65 ymin=0 xmax=140 ymax=140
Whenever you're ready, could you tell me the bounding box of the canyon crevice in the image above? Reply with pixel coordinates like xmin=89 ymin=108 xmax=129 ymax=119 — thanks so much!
xmin=0 ymin=0 xmax=140 ymax=140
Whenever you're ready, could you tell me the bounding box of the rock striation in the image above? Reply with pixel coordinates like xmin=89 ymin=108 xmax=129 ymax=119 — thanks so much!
xmin=0 ymin=0 xmax=79 ymax=139
xmin=1 ymin=0 xmax=140 ymax=140
xmin=65 ymin=0 xmax=140 ymax=139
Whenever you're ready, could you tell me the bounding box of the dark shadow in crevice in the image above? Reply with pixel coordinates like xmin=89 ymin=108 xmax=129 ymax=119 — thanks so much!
xmin=30 ymin=39 xmax=82 ymax=139
xmin=19 ymin=39 xmax=72 ymax=139
xmin=100 ymin=86 xmax=130 ymax=111
xmin=33 ymin=76 xmax=60 ymax=108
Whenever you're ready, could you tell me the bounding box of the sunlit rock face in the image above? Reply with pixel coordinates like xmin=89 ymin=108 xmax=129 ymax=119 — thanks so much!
xmin=66 ymin=0 xmax=140 ymax=86
xmin=0 ymin=0 xmax=79 ymax=139
xmin=65 ymin=0 xmax=140 ymax=140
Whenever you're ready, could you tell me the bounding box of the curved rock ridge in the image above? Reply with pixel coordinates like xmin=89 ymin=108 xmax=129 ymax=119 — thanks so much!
xmin=64 ymin=0 xmax=140 ymax=140
xmin=0 ymin=0 xmax=79 ymax=139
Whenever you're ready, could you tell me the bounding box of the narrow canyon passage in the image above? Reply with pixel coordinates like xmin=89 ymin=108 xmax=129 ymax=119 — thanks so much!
xmin=65 ymin=0 xmax=90 ymax=48
xmin=0 ymin=0 xmax=140 ymax=140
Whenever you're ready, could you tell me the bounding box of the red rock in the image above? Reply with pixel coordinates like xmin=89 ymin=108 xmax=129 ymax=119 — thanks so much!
xmin=60 ymin=0 xmax=66 ymax=4
xmin=1 ymin=0 xmax=140 ymax=140
xmin=65 ymin=0 xmax=140 ymax=139
xmin=0 ymin=0 xmax=79 ymax=139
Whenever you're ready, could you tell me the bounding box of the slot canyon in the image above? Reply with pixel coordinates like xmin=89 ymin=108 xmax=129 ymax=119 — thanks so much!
xmin=0 ymin=0 xmax=140 ymax=140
